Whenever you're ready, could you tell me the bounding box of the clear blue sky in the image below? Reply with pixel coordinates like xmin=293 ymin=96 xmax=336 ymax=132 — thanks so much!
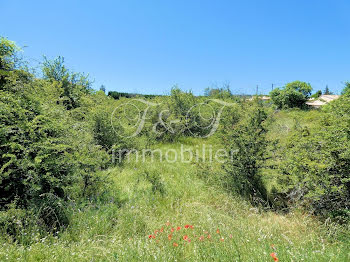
xmin=1 ymin=0 xmax=349 ymax=95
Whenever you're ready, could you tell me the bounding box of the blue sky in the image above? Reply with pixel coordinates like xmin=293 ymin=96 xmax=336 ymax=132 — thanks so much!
xmin=1 ymin=0 xmax=349 ymax=95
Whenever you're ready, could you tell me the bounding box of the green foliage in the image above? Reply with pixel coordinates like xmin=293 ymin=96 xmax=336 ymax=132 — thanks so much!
xmin=0 ymin=41 xmax=117 ymax=237
xmin=270 ymin=81 xmax=312 ymax=109
xmin=108 ymin=91 xmax=137 ymax=99
xmin=270 ymin=100 xmax=350 ymax=221
xmin=311 ymin=90 xmax=322 ymax=98
xmin=1 ymin=36 xmax=350 ymax=259
xmin=276 ymin=122 xmax=350 ymax=220
xmin=224 ymin=102 xmax=269 ymax=201
xmin=42 ymin=56 xmax=92 ymax=109
xmin=99 ymin=84 xmax=106 ymax=93
xmin=0 ymin=37 xmax=21 ymax=70
xmin=341 ymin=81 xmax=350 ymax=96
xmin=324 ymin=85 xmax=333 ymax=95
xmin=204 ymin=84 xmax=232 ymax=99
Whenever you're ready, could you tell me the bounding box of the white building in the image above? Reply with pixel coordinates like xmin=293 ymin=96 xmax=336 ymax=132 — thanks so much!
xmin=306 ymin=95 xmax=340 ymax=108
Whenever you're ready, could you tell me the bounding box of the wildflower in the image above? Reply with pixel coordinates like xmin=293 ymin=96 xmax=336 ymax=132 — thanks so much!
xmin=199 ymin=236 xmax=204 ymax=241
xmin=183 ymin=235 xmax=188 ymax=241
xmin=190 ymin=225 xmax=194 ymax=229
xmin=185 ymin=224 xmax=190 ymax=229
xmin=270 ymin=252 xmax=278 ymax=262
xmin=216 ymin=229 xmax=220 ymax=234
xmin=160 ymin=227 xmax=164 ymax=233
xmin=154 ymin=230 xmax=158 ymax=235
xmin=176 ymin=226 xmax=181 ymax=231
xmin=207 ymin=234 xmax=211 ymax=239
xmin=168 ymin=234 xmax=172 ymax=240
xmin=171 ymin=228 xmax=175 ymax=232
xmin=148 ymin=235 xmax=153 ymax=239
xmin=173 ymin=242 xmax=178 ymax=247
xmin=152 ymin=235 xmax=156 ymax=239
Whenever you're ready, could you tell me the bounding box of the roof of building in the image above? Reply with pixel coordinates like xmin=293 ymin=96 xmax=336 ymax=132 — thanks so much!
xmin=306 ymin=95 xmax=340 ymax=107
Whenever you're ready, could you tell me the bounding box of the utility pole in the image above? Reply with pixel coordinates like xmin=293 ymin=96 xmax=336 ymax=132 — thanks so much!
xmin=271 ymin=84 xmax=274 ymax=92
xmin=256 ymin=85 xmax=258 ymax=95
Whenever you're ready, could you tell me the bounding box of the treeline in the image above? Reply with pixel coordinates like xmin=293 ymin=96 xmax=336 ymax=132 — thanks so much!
xmin=108 ymin=91 xmax=159 ymax=100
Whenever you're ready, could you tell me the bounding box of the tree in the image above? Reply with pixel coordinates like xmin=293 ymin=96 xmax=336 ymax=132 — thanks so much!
xmin=324 ymin=85 xmax=333 ymax=95
xmin=224 ymin=102 xmax=269 ymax=201
xmin=204 ymin=84 xmax=232 ymax=99
xmin=341 ymin=82 xmax=350 ymax=96
xmin=100 ymin=84 xmax=106 ymax=93
xmin=270 ymin=81 xmax=312 ymax=109
xmin=0 ymin=37 xmax=23 ymax=87
xmin=310 ymin=90 xmax=322 ymax=99
xmin=42 ymin=56 xmax=92 ymax=109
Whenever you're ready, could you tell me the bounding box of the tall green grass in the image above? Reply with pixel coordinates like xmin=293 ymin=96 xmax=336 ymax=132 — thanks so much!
xmin=1 ymin=139 xmax=349 ymax=261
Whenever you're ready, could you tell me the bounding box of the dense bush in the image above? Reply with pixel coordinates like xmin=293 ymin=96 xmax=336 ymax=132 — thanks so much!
xmin=270 ymin=81 xmax=312 ymax=109
xmin=271 ymin=96 xmax=350 ymax=221
xmin=223 ymin=101 xmax=269 ymax=202
xmin=42 ymin=56 xmax=92 ymax=109
xmin=0 ymin=38 xmax=115 ymax=237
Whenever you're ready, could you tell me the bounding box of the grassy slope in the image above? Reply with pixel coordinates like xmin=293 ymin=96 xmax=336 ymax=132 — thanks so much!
xmin=1 ymin=138 xmax=349 ymax=261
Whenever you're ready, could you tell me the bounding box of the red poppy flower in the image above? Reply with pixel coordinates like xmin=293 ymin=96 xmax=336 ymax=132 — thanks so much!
xmin=176 ymin=226 xmax=181 ymax=231
xmin=183 ymin=235 xmax=188 ymax=241
xmin=160 ymin=227 xmax=164 ymax=233
xmin=168 ymin=234 xmax=172 ymax=240
xmin=216 ymin=229 xmax=220 ymax=234
xmin=173 ymin=242 xmax=178 ymax=247
xmin=171 ymin=228 xmax=175 ymax=232
xmin=185 ymin=224 xmax=190 ymax=229
xmin=207 ymin=234 xmax=211 ymax=239
xmin=270 ymin=253 xmax=278 ymax=262
xmin=189 ymin=225 xmax=194 ymax=229
xmin=148 ymin=235 xmax=153 ymax=239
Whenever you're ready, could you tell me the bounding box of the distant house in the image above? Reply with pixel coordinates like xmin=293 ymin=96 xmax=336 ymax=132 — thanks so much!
xmin=306 ymin=95 xmax=340 ymax=109
xmin=247 ymin=96 xmax=271 ymax=101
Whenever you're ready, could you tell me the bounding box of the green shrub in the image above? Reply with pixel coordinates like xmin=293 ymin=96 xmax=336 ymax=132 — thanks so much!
xmin=274 ymin=108 xmax=350 ymax=221
xmin=270 ymin=81 xmax=312 ymax=109
xmin=0 ymin=38 xmax=115 ymax=237
xmin=223 ymin=102 xmax=269 ymax=202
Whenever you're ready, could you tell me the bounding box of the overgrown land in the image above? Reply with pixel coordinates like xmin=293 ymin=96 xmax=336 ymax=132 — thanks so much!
xmin=1 ymin=37 xmax=349 ymax=261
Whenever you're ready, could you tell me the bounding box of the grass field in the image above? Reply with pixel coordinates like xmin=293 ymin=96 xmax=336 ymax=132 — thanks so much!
xmin=1 ymin=139 xmax=349 ymax=262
